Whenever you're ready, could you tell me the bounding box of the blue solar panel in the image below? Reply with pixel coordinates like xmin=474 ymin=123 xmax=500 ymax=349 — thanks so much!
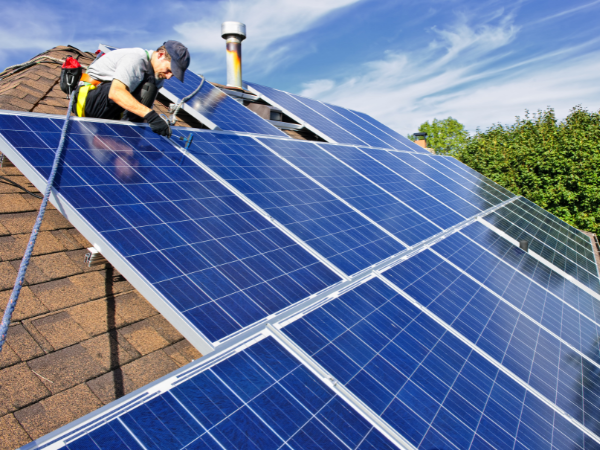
xmin=323 ymin=102 xmax=413 ymax=151
xmin=258 ymin=137 xmax=443 ymax=245
xmin=347 ymin=108 xmax=432 ymax=154
xmin=0 ymin=114 xmax=341 ymax=345
xmin=323 ymin=144 xmax=498 ymax=221
xmin=383 ymin=248 xmax=600 ymax=436
xmin=518 ymin=196 xmax=596 ymax=250
xmin=245 ymin=81 xmax=369 ymax=146
xmin=280 ymin=277 xmax=594 ymax=449
xmin=514 ymin=197 xmax=598 ymax=268
xmin=172 ymin=129 xmax=405 ymax=276
xmin=284 ymin=93 xmax=390 ymax=148
xmin=28 ymin=336 xmax=398 ymax=450
xmin=438 ymin=221 xmax=600 ymax=328
xmin=484 ymin=202 xmax=600 ymax=291
xmin=247 ymin=81 xmax=433 ymax=154
xmin=162 ymin=73 xmax=286 ymax=136
xmin=437 ymin=155 xmax=521 ymax=199
xmin=409 ymin=152 xmax=512 ymax=204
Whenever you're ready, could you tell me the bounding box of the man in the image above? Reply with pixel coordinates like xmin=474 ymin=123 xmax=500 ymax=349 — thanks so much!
xmin=73 ymin=40 xmax=190 ymax=137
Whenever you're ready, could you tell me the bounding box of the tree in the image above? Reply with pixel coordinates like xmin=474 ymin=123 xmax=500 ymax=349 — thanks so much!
xmin=410 ymin=117 xmax=469 ymax=155
xmin=456 ymin=106 xmax=600 ymax=234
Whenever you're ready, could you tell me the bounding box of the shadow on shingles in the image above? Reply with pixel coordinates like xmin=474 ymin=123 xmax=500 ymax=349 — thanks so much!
xmin=105 ymin=265 xmax=125 ymax=399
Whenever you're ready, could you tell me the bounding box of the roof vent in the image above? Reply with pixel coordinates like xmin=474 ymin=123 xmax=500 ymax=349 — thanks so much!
xmin=221 ymin=22 xmax=246 ymax=89
xmin=413 ymin=132 xmax=428 ymax=149
xmin=519 ymin=240 xmax=529 ymax=252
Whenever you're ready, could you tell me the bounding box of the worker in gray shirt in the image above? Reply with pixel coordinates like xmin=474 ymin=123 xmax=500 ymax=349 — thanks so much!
xmin=73 ymin=40 xmax=190 ymax=137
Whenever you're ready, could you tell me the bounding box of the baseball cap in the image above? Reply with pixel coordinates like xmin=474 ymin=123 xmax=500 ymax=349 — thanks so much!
xmin=164 ymin=40 xmax=190 ymax=82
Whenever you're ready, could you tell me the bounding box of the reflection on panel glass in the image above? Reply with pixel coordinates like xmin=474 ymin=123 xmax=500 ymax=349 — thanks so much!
xmin=163 ymin=73 xmax=285 ymax=137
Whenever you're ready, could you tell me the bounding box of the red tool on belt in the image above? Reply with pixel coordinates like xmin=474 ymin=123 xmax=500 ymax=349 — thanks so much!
xmin=59 ymin=55 xmax=82 ymax=97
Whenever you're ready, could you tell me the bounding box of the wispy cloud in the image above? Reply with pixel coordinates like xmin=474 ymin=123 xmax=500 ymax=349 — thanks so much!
xmin=530 ymin=0 xmax=600 ymax=25
xmin=297 ymin=10 xmax=600 ymax=134
xmin=173 ymin=0 xmax=362 ymax=74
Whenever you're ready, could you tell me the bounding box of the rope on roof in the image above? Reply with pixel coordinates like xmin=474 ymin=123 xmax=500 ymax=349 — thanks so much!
xmin=0 ymin=94 xmax=75 ymax=352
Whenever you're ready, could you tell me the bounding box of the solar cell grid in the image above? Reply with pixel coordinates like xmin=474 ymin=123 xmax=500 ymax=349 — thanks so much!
xmin=281 ymin=277 xmax=591 ymax=449
xmin=383 ymin=150 xmax=498 ymax=212
xmin=313 ymin=143 xmax=465 ymax=230
xmin=383 ymin=249 xmax=600 ymax=436
xmin=162 ymin=72 xmax=286 ymax=137
xmin=437 ymin=155 xmax=515 ymax=199
xmin=409 ymin=152 xmax=512 ymax=204
xmin=246 ymin=81 xmax=368 ymax=146
xmin=47 ymin=336 xmax=397 ymax=450
xmin=462 ymin=221 xmax=600 ymax=326
xmin=287 ymin=92 xmax=390 ymax=148
xmin=519 ymin=196 xmax=594 ymax=245
xmin=484 ymin=204 xmax=600 ymax=291
xmin=258 ymin=138 xmax=443 ymax=245
xmin=0 ymin=114 xmax=342 ymax=345
xmin=347 ymin=108 xmax=431 ymax=154
xmin=351 ymin=146 xmax=487 ymax=219
xmin=437 ymin=222 xmax=600 ymax=328
xmin=515 ymin=197 xmax=597 ymax=262
xmin=175 ymin=129 xmax=406 ymax=276
xmin=323 ymin=102 xmax=412 ymax=151
xmin=508 ymin=199 xmax=596 ymax=267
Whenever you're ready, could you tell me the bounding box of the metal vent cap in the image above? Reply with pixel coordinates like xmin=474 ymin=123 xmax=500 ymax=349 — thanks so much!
xmin=221 ymin=22 xmax=246 ymax=39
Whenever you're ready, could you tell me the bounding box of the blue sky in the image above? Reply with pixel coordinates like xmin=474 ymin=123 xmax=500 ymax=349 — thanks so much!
xmin=2 ymin=0 xmax=600 ymax=134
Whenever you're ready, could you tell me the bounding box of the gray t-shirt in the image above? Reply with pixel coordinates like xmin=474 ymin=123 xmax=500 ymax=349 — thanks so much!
xmin=87 ymin=48 xmax=164 ymax=92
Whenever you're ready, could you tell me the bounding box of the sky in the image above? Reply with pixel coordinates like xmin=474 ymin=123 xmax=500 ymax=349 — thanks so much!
xmin=2 ymin=0 xmax=600 ymax=135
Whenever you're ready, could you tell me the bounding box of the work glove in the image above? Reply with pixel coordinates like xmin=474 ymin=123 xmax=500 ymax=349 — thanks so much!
xmin=144 ymin=110 xmax=172 ymax=137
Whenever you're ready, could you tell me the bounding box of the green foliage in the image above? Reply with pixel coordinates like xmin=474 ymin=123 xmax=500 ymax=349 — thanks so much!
xmin=456 ymin=106 xmax=600 ymax=234
xmin=410 ymin=117 xmax=469 ymax=155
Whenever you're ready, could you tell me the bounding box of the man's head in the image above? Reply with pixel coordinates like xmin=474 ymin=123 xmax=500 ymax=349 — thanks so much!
xmin=152 ymin=41 xmax=190 ymax=82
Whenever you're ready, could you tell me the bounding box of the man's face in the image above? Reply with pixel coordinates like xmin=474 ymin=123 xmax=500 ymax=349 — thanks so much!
xmin=153 ymin=52 xmax=173 ymax=80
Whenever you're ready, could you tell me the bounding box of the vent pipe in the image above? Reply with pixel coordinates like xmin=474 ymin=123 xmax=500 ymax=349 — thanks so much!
xmin=519 ymin=240 xmax=529 ymax=252
xmin=221 ymin=21 xmax=246 ymax=88
xmin=413 ymin=132 xmax=428 ymax=148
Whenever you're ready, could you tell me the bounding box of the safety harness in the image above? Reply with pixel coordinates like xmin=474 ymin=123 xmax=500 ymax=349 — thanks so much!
xmin=75 ymin=50 xmax=152 ymax=117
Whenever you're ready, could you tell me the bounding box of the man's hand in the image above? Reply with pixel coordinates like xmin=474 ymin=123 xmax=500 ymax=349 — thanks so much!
xmin=108 ymin=79 xmax=152 ymax=119
xmin=144 ymin=110 xmax=172 ymax=137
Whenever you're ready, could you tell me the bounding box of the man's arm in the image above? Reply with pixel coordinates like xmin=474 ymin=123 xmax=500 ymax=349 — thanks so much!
xmin=108 ymin=79 xmax=152 ymax=118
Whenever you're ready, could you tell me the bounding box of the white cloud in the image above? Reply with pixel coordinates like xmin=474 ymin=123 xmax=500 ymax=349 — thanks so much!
xmin=297 ymin=11 xmax=600 ymax=135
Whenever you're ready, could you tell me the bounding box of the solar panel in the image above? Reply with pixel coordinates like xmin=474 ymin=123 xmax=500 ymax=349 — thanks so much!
xmin=24 ymin=334 xmax=399 ymax=450
xmin=245 ymin=81 xmax=368 ymax=146
xmin=0 ymin=113 xmax=342 ymax=352
xmin=484 ymin=202 xmax=600 ymax=292
xmin=162 ymin=73 xmax=286 ymax=137
xmin=280 ymin=275 xmax=597 ymax=449
xmin=257 ymin=138 xmax=444 ymax=245
xmin=435 ymin=221 xmax=600 ymax=336
xmin=173 ymin=130 xmax=406 ymax=276
xmin=4 ymin=105 xmax=600 ymax=449
xmin=348 ymin=108 xmax=431 ymax=154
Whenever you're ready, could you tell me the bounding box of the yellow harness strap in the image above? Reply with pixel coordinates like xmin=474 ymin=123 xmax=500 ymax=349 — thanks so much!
xmin=76 ymin=84 xmax=97 ymax=117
